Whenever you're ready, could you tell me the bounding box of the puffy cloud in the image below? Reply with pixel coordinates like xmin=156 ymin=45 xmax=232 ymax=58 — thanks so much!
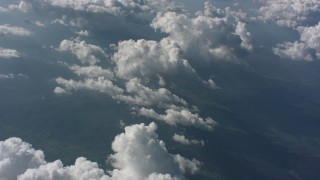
xmin=53 ymin=87 xmax=69 ymax=94
xmin=0 ymin=123 xmax=201 ymax=179
xmin=55 ymin=75 xmax=186 ymax=107
xmin=151 ymin=2 xmax=252 ymax=62
xmin=234 ymin=21 xmax=253 ymax=51
xmin=146 ymin=173 xmax=180 ymax=180
xmin=173 ymin=155 xmax=202 ymax=175
xmin=0 ymin=47 xmax=20 ymax=59
xmin=17 ymin=158 xmax=110 ymax=180
xmin=138 ymin=108 xmax=217 ymax=130
xmin=109 ymin=122 xmax=201 ymax=179
xmin=258 ymin=0 xmax=320 ymax=28
xmin=57 ymin=39 xmax=108 ymax=65
xmin=55 ymin=77 xmax=124 ymax=96
xmin=298 ymin=22 xmax=320 ymax=51
xmin=0 ymin=24 xmax=31 ymax=36
xmin=113 ymin=38 xmax=196 ymax=80
xmin=0 ymin=137 xmax=46 ymax=180
xmin=172 ymin=134 xmax=204 ymax=146
xmin=273 ymin=22 xmax=320 ymax=61
xmin=273 ymin=41 xmax=314 ymax=61
xmin=117 ymin=78 xmax=187 ymax=107
xmin=74 ymin=29 xmax=90 ymax=36
xmin=52 ymin=6 xmax=217 ymax=130
xmin=0 ymin=139 xmax=110 ymax=180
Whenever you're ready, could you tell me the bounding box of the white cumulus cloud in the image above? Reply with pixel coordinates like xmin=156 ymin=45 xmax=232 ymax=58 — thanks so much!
xmin=0 ymin=47 xmax=20 ymax=59
xmin=0 ymin=123 xmax=201 ymax=180
xmin=273 ymin=22 xmax=320 ymax=61
xmin=117 ymin=78 xmax=187 ymax=107
xmin=139 ymin=108 xmax=217 ymax=130
xmin=55 ymin=77 xmax=124 ymax=97
xmin=0 ymin=24 xmax=31 ymax=36
xmin=57 ymin=39 xmax=108 ymax=65
xmin=109 ymin=122 xmax=201 ymax=179
xmin=151 ymin=2 xmax=253 ymax=62
xmin=113 ymin=38 xmax=196 ymax=80
xmin=234 ymin=21 xmax=253 ymax=51
xmin=0 ymin=137 xmax=46 ymax=180
xmin=172 ymin=134 xmax=204 ymax=146
xmin=258 ymin=0 xmax=320 ymax=28
xmin=273 ymin=41 xmax=314 ymax=61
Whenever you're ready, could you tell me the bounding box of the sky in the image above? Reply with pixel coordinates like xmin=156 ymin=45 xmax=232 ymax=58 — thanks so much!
xmin=0 ymin=0 xmax=320 ymax=180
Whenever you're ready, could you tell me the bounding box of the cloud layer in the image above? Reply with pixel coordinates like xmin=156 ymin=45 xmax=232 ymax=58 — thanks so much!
xmin=1 ymin=123 xmax=201 ymax=180
xmin=273 ymin=22 xmax=320 ymax=61
xmin=259 ymin=0 xmax=320 ymax=28
xmin=151 ymin=2 xmax=253 ymax=62
xmin=57 ymin=38 xmax=108 ymax=65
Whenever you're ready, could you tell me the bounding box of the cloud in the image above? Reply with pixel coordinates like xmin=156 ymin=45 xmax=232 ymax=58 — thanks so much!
xmin=55 ymin=77 xmax=124 ymax=96
xmin=0 ymin=73 xmax=15 ymax=79
xmin=19 ymin=0 xmax=33 ymax=12
xmin=138 ymin=108 xmax=217 ymax=130
xmin=298 ymin=22 xmax=320 ymax=52
xmin=172 ymin=134 xmax=204 ymax=146
xmin=69 ymin=65 xmax=114 ymax=79
xmin=42 ymin=0 xmax=178 ymax=16
xmin=0 ymin=73 xmax=28 ymax=79
xmin=0 ymin=123 xmax=201 ymax=179
xmin=109 ymin=122 xmax=201 ymax=179
xmin=258 ymin=0 xmax=320 ymax=28
xmin=113 ymin=38 xmax=196 ymax=80
xmin=173 ymin=155 xmax=202 ymax=175
xmin=17 ymin=158 xmax=110 ymax=180
xmin=151 ymin=2 xmax=253 ymax=62
xmin=234 ymin=21 xmax=253 ymax=51
xmin=273 ymin=41 xmax=314 ymax=61
xmin=0 ymin=47 xmax=20 ymax=59
xmin=204 ymin=79 xmax=218 ymax=89
xmin=51 ymin=15 xmax=68 ymax=26
xmin=273 ymin=22 xmax=320 ymax=61
xmin=52 ymin=5 xmax=217 ymax=130
xmin=0 ymin=24 xmax=31 ymax=36
xmin=0 ymin=139 xmax=108 ymax=180
xmin=116 ymin=78 xmax=187 ymax=107
xmin=35 ymin=21 xmax=45 ymax=27
xmin=145 ymin=173 xmax=180 ymax=180
xmin=74 ymin=29 xmax=90 ymax=36
xmin=0 ymin=137 xmax=46 ymax=180
xmin=57 ymin=38 xmax=108 ymax=65
xmin=53 ymin=86 xmax=69 ymax=94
